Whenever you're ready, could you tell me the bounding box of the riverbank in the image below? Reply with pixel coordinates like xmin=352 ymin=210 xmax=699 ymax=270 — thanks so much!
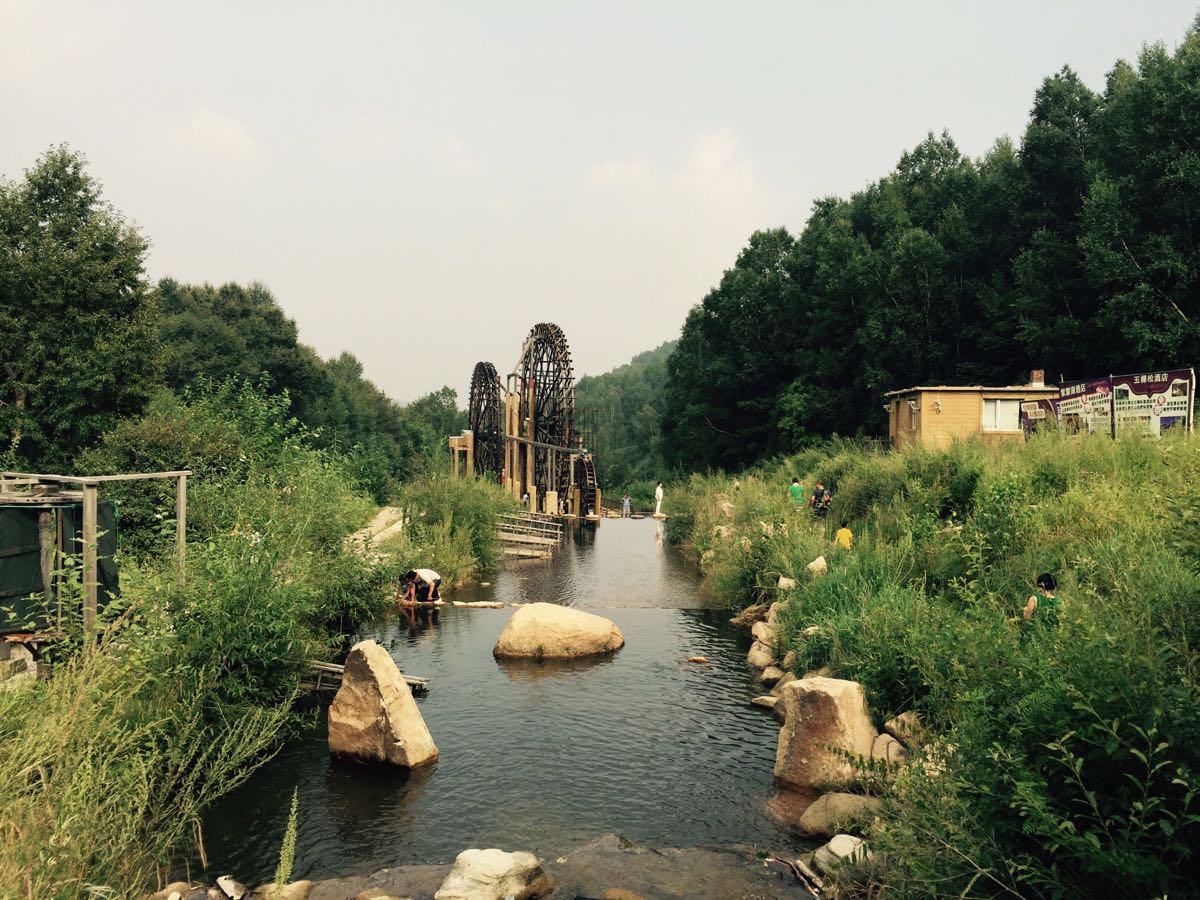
xmin=665 ymin=433 xmax=1200 ymax=898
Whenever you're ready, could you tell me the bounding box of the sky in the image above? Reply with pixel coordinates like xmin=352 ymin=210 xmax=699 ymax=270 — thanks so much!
xmin=2 ymin=2 xmax=1197 ymax=404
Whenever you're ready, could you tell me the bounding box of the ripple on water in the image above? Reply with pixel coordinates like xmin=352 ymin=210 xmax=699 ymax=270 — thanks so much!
xmin=200 ymin=521 xmax=805 ymax=883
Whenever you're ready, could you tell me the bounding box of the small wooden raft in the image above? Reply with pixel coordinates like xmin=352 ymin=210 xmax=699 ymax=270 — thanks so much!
xmin=302 ymin=660 xmax=429 ymax=695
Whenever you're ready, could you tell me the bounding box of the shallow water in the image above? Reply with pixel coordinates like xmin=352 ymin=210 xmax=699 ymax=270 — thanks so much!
xmin=200 ymin=519 xmax=802 ymax=884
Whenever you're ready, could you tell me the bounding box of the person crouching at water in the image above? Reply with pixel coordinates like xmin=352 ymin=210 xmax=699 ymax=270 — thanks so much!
xmin=398 ymin=568 xmax=442 ymax=606
xmin=1022 ymin=572 xmax=1060 ymax=624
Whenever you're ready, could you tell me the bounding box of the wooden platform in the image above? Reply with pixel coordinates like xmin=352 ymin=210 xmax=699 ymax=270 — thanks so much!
xmin=302 ymin=660 xmax=428 ymax=695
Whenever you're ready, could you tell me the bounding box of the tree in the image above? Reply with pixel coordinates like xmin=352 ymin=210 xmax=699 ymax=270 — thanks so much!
xmin=0 ymin=146 xmax=160 ymax=468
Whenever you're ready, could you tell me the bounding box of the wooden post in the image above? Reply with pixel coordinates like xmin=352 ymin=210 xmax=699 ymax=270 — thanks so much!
xmin=176 ymin=474 xmax=187 ymax=588
xmin=464 ymin=430 xmax=474 ymax=478
xmin=82 ymin=483 xmax=98 ymax=635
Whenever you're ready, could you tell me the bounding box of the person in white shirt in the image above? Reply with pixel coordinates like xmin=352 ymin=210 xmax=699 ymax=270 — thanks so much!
xmin=654 ymin=481 xmax=664 ymax=516
xmin=398 ymin=568 xmax=442 ymax=606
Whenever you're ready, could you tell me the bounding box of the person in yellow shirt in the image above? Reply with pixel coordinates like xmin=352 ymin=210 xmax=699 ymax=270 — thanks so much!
xmin=833 ymin=520 xmax=854 ymax=550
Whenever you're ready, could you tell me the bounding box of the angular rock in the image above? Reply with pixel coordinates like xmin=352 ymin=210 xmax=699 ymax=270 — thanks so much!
xmin=751 ymin=621 xmax=777 ymax=646
xmin=759 ymin=665 xmax=785 ymax=687
xmin=774 ymin=677 xmax=877 ymax=791
xmin=149 ymin=883 xmax=192 ymax=900
xmin=751 ymin=695 xmax=778 ymax=712
xmin=812 ymin=834 xmax=872 ymax=876
xmin=805 ymin=556 xmax=828 ymax=578
xmin=766 ymin=602 xmax=781 ymax=626
xmin=253 ymin=882 xmax=312 ymax=900
xmin=493 ymin=603 xmax=625 ymax=659
xmin=746 ymin=640 xmax=775 ymax=669
xmin=777 ymin=575 xmax=796 ymax=591
xmin=872 ymin=733 xmax=907 ymax=765
xmin=781 ymin=650 xmax=796 ymax=670
xmin=729 ymin=603 xmax=769 ymax=629
xmin=884 ymin=711 xmax=924 ymax=748
xmin=434 ymin=849 xmax=552 ymax=900
xmin=328 ymin=640 xmax=439 ymax=768
xmin=801 ymin=625 xmax=821 ymax=639
xmin=797 ymin=793 xmax=883 ymax=837
xmin=718 ymin=500 xmax=735 ymax=520
xmin=217 ymin=877 xmax=248 ymax=900
xmin=769 ymin=671 xmax=797 ymax=697
xmin=803 ymin=665 xmax=833 ymax=680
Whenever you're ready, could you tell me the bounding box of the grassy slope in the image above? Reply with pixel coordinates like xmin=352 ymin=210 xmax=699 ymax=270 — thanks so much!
xmin=667 ymin=433 xmax=1200 ymax=898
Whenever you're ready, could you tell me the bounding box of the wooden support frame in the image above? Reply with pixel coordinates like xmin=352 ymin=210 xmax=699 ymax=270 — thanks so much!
xmin=2 ymin=470 xmax=193 ymax=640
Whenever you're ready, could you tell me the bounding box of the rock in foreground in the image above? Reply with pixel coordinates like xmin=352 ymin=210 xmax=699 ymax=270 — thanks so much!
xmin=328 ymin=640 xmax=438 ymax=768
xmin=434 ymin=849 xmax=553 ymax=900
xmin=493 ymin=603 xmax=625 ymax=659
xmin=796 ymin=792 xmax=882 ymax=837
xmin=774 ymin=677 xmax=876 ymax=790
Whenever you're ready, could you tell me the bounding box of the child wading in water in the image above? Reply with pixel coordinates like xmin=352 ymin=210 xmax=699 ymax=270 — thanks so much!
xmin=1023 ymin=572 xmax=1060 ymax=624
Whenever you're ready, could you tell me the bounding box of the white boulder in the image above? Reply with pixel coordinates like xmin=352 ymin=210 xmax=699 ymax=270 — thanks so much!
xmin=812 ymin=834 xmax=873 ymax=876
xmin=747 ymin=640 xmax=776 ymax=669
xmin=493 ymin=603 xmax=625 ymax=659
xmin=806 ymin=556 xmax=828 ymax=578
xmin=434 ymin=849 xmax=553 ymax=900
xmin=328 ymin=640 xmax=439 ymax=768
xmin=774 ymin=677 xmax=877 ymax=791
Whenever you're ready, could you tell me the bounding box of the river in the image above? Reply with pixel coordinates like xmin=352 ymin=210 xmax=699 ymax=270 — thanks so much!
xmin=199 ymin=518 xmax=803 ymax=884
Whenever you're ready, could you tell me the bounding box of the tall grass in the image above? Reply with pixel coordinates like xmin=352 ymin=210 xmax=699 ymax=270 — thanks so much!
xmin=669 ymin=432 xmax=1200 ymax=898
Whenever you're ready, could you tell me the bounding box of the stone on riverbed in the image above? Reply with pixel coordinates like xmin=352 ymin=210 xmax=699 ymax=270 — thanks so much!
xmin=328 ymin=640 xmax=439 ymax=768
xmin=493 ymin=603 xmax=624 ymax=660
xmin=770 ymin=671 xmax=796 ymax=696
xmin=729 ymin=603 xmax=768 ymax=628
xmin=797 ymin=792 xmax=882 ymax=837
xmin=751 ymin=695 xmax=778 ymax=712
xmin=746 ymin=640 xmax=775 ymax=669
xmin=751 ymin=620 xmax=777 ymax=646
xmin=812 ymin=834 xmax=873 ymax=877
xmin=434 ymin=848 xmax=553 ymax=899
xmin=774 ymin=677 xmax=876 ymax=791
xmin=759 ymin=665 xmax=785 ymax=687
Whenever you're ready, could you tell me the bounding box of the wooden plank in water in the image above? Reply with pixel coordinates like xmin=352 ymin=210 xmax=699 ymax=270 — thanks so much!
xmin=498 ymin=531 xmax=559 ymax=546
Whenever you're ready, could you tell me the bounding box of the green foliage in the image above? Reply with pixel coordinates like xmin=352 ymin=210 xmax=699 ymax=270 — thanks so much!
xmin=0 ymin=146 xmax=161 ymax=469
xmin=670 ymin=433 xmax=1200 ymax=897
xmin=575 ymin=341 xmax=675 ymax=495
xmin=272 ymin=788 xmax=300 ymax=896
xmin=663 ymin=22 xmax=1200 ymax=472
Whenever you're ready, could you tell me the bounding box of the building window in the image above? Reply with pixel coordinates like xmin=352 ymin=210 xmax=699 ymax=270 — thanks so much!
xmin=983 ymin=398 xmax=1020 ymax=431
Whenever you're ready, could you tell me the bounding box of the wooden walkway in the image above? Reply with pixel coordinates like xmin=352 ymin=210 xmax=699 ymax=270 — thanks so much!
xmin=497 ymin=512 xmax=564 ymax=560
xmin=302 ymin=660 xmax=429 ymax=695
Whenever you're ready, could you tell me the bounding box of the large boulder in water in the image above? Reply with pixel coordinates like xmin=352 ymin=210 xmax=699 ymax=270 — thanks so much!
xmin=493 ymin=603 xmax=625 ymax=660
xmin=774 ymin=677 xmax=876 ymax=791
xmin=434 ymin=849 xmax=553 ymax=899
xmin=328 ymin=640 xmax=438 ymax=768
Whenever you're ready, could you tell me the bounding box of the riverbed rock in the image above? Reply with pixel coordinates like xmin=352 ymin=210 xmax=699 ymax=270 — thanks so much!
xmin=751 ymin=695 xmax=778 ymax=712
xmin=797 ymin=793 xmax=883 ymax=837
xmin=805 ymin=556 xmax=828 ymax=578
xmin=493 ymin=603 xmax=625 ymax=659
xmin=729 ymin=603 xmax=769 ymax=628
xmin=328 ymin=640 xmax=439 ymax=768
xmin=770 ymin=671 xmax=796 ymax=696
xmin=252 ymin=882 xmax=312 ymax=900
xmin=217 ymin=877 xmax=248 ymax=900
xmin=434 ymin=848 xmax=553 ymax=899
xmin=746 ymin=640 xmax=775 ymax=669
xmin=774 ymin=677 xmax=876 ymax=791
xmin=812 ymin=834 xmax=872 ymax=876
xmin=884 ymin=711 xmax=925 ymax=748
xmin=751 ymin=620 xmax=777 ymax=646
xmin=760 ymin=665 xmax=785 ymax=687
xmin=872 ymin=732 xmax=907 ymax=765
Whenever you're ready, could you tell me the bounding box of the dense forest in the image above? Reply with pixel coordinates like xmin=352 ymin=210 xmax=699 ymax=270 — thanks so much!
xmin=0 ymin=148 xmax=462 ymax=499
xmin=662 ymin=20 xmax=1200 ymax=471
xmin=575 ymin=340 xmax=674 ymax=502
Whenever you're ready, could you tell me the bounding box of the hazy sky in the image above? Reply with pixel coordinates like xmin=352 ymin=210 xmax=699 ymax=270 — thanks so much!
xmin=2 ymin=2 xmax=1196 ymax=404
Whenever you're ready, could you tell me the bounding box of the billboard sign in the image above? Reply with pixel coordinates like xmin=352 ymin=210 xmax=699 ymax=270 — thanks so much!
xmin=1023 ymin=369 xmax=1196 ymax=437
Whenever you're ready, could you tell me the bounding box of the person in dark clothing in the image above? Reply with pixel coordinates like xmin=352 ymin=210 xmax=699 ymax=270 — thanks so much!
xmin=809 ymin=480 xmax=831 ymax=517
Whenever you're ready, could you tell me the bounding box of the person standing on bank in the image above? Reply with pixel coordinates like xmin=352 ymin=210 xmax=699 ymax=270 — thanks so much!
xmin=654 ymin=481 xmax=664 ymax=516
xmin=398 ymin=568 xmax=442 ymax=606
xmin=622 ymin=493 xmax=632 ymax=517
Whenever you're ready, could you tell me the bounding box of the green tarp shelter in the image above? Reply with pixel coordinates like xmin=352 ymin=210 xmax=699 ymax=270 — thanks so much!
xmin=0 ymin=502 xmax=118 ymax=634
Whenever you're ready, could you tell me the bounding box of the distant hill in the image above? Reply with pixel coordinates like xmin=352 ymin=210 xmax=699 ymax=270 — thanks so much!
xmin=575 ymin=340 xmax=676 ymax=500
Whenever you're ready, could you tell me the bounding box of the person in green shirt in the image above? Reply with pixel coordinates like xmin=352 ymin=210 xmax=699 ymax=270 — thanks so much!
xmin=788 ymin=477 xmax=805 ymax=505
xmin=1022 ymin=573 xmax=1060 ymax=624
